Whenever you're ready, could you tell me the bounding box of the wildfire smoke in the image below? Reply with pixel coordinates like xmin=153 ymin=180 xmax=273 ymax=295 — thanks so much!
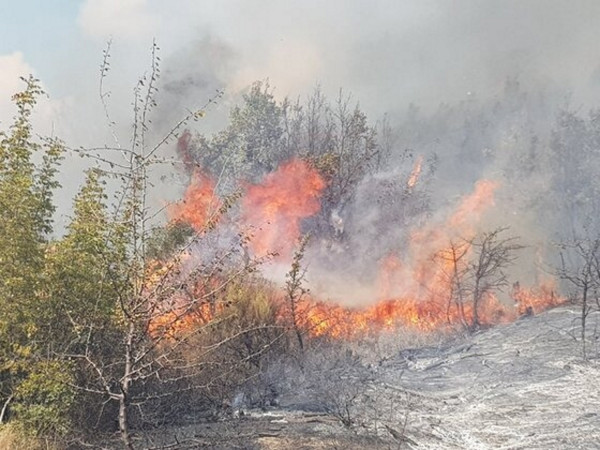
xmin=157 ymin=155 xmax=564 ymax=340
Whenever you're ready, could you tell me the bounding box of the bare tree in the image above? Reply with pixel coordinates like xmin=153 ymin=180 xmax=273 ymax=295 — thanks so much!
xmin=557 ymin=237 xmax=600 ymax=359
xmin=436 ymin=239 xmax=471 ymax=328
xmin=436 ymin=228 xmax=523 ymax=332
xmin=66 ymin=42 xmax=285 ymax=449
xmin=468 ymin=228 xmax=523 ymax=330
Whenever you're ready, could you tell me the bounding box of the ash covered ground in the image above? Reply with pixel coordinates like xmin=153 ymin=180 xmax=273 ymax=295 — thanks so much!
xmin=135 ymin=305 xmax=600 ymax=449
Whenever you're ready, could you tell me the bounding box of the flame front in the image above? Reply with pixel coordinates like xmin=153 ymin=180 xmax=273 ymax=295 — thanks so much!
xmin=170 ymin=169 xmax=220 ymax=230
xmin=156 ymin=155 xmax=564 ymax=340
xmin=241 ymin=158 xmax=325 ymax=258
xmin=297 ymin=179 xmax=564 ymax=338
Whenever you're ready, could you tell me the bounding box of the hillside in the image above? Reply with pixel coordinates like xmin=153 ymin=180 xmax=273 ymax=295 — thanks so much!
xmin=138 ymin=306 xmax=600 ymax=449
xmin=385 ymin=306 xmax=600 ymax=449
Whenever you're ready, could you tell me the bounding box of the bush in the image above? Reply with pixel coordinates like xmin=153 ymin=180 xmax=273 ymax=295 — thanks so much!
xmin=123 ymin=275 xmax=289 ymax=427
xmin=12 ymin=360 xmax=75 ymax=438
xmin=0 ymin=423 xmax=58 ymax=450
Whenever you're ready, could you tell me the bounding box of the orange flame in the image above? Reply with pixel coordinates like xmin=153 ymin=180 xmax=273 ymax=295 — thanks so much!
xmin=170 ymin=170 xmax=220 ymax=230
xmin=148 ymin=305 xmax=213 ymax=339
xmin=296 ymin=180 xmax=565 ymax=338
xmin=146 ymin=268 xmax=226 ymax=339
xmin=241 ymin=158 xmax=325 ymax=258
xmin=406 ymin=155 xmax=423 ymax=189
xmin=299 ymin=279 xmax=561 ymax=339
xmin=162 ymin=151 xmax=565 ymax=340
xmin=512 ymin=279 xmax=563 ymax=315
xmin=448 ymin=179 xmax=498 ymax=229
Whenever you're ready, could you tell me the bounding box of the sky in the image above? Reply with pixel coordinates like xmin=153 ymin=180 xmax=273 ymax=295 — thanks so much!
xmin=4 ymin=0 xmax=600 ymax=224
xmin=4 ymin=1 xmax=600 ymax=142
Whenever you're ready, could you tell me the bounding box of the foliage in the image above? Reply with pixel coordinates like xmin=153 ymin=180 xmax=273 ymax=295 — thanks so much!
xmin=0 ymin=77 xmax=67 ymax=437
xmin=11 ymin=361 xmax=75 ymax=438
xmin=196 ymin=81 xmax=286 ymax=187
xmin=288 ymin=89 xmax=382 ymax=213
xmin=146 ymin=221 xmax=194 ymax=260
xmin=0 ymin=422 xmax=61 ymax=450
xmin=43 ymin=169 xmax=122 ymax=349
xmin=173 ymin=275 xmax=286 ymax=411
xmin=189 ymin=83 xmax=387 ymax=238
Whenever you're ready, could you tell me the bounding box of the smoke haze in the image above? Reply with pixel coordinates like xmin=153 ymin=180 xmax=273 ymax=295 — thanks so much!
xmin=4 ymin=1 xmax=600 ymax=308
xmin=151 ymin=0 xmax=600 ymax=118
xmin=3 ymin=1 xmax=600 ymax=139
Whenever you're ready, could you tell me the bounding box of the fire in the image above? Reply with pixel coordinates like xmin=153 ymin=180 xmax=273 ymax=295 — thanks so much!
xmin=406 ymin=155 xmax=423 ymax=189
xmin=449 ymin=179 xmax=499 ymax=229
xmin=512 ymin=279 xmax=563 ymax=315
xmin=295 ymin=180 xmax=565 ymax=338
xmin=299 ymin=283 xmax=561 ymax=339
xmin=169 ymin=169 xmax=221 ymax=230
xmin=146 ymin=266 xmax=227 ymax=339
xmin=158 ymin=149 xmax=565 ymax=340
xmin=241 ymin=158 xmax=325 ymax=258
xmin=151 ymin=158 xmax=326 ymax=337
xmin=148 ymin=305 xmax=213 ymax=339
xmin=381 ymin=179 xmax=499 ymax=302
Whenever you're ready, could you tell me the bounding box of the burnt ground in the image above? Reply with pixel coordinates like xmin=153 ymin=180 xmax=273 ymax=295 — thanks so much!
xmin=129 ymin=306 xmax=600 ymax=449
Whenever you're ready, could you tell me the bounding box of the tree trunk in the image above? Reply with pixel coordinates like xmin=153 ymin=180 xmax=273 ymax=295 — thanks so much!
xmin=291 ymin=301 xmax=304 ymax=352
xmin=582 ymin=285 xmax=588 ymax=360
xmin=119 ymin=393 xmax=133 ymax=450
xmin=472 ymin=285 xmax=481 ymax=332
xmin=119 ymin=321 xmax=135 ymax=450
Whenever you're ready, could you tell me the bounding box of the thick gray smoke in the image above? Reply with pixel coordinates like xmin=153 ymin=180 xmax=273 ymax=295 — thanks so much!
xmin=12 ymin=1 xmax=598 ymax=304
xmin=141 ymin=1 xmax=600 ymax=307
xmin=153 ymin=1 xmax=600 ymax=118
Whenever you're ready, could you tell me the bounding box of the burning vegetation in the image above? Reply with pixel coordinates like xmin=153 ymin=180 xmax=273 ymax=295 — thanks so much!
xmin=4 ymin=62 xmax=596 ymax=450
xmin=160 ymin=107 xmax=565 ymax=340
xmin=6 ymin=1 xmax=600 ymax=447
xmin=241 ymin=158 xmax=326 ymax=258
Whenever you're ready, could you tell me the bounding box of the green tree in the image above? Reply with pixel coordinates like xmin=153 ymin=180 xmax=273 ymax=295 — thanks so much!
xmin=198 ymin=80 xmax=286 ymax=189
xmin=0 ymin=63 xmax=287 ymax=449
xmin=67 ymin=44 xmax=276 ymax=449
xmin=189 ymin=83 xmax=386 ymax=240
xmin=295 ymin=89 xmax=381 ymax=213
xmin=0 ymin=76 xmax=65 ymax=436
xmin=40 ymin=169 xmax=127 ymax=435
xmin=43 ymin=169 xmax=119 ymax=350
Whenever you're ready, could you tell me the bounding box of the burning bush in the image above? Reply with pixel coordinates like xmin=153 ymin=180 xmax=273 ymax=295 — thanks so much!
xmin=143 ymin=275 xmax=288 ymax=419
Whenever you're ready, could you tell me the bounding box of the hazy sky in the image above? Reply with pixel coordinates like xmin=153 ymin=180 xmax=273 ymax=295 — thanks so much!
xmin=3 ymin=0 xmax=600 ymax=276
xmin=3 ymin=1 xmax=600 ymax=145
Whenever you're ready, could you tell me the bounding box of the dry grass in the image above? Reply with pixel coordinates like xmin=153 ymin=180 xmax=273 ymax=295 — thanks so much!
xmin=345 ymin=325 xmax=459 ymax=366
xmin=0 ymin=424 xmax=59 ymax=450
